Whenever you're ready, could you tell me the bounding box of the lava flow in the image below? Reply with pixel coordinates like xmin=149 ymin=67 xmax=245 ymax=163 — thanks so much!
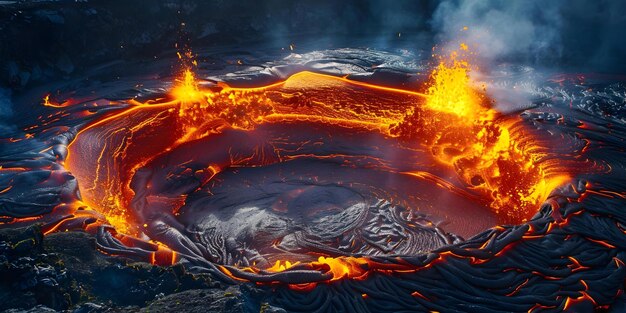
xmin=3 ymin=1 xmax=626 ymax=310
xmin=32 ymin=45 xmax=569 ymax=287
xmin=3 ymin=43 xmax=626 ymax=311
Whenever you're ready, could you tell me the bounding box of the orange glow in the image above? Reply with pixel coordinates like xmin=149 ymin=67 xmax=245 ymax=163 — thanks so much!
xmin=398 ymin=47 xmax=570 ymax=222
xmin=563 ymin=292 xmax=597 ymax=311
xmin=312 ymin=256 xmax=368 ymax=281
xmin=171 ymin=69 xmax=206 ymax=105
xmin=43 ymin=94 xmax=51 ymax=106
xmin=242 ymin=256 xmax=371 ymax=288
xmin=266 ymin=257 xmax=368 ymax=280
xmin=425 ymin=50 xmax=481 ymax=118
xmin=43 ymin=46 xmax=575 ymax=287
xmin=103 ymin=211 xmax=135 ymax=236
xmin=411 ymin=290 xmax=429 ymax=301
xmin=0 ymin=185 xmax=12 ymax=194
xmin=267 ymin=260 xmax=300 ymax=272
xmin=42 ymin=94 xmax=68 ymax=108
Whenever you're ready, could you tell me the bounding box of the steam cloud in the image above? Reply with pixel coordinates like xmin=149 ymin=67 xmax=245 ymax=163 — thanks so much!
xmin=428 ymin=0 xmax=626 ymax=112
xmin=430 ymin=0 xmax=626 ymax=72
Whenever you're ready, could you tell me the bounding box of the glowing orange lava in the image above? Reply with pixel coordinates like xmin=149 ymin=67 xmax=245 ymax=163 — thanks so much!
xmin=425 ymin=49 xmax=482 ymax=118
xmin=395 ymin=47 xmax=568 ymax=222
xmin=265 ymin=257 xmax=370 ymax=281
xmin=52 ymin=47 xmax=571 ymax=281
xmin=312 ymin=256 xmax=369 ymax=281
xmin=171 ymin=69 xmax=205 ymax=105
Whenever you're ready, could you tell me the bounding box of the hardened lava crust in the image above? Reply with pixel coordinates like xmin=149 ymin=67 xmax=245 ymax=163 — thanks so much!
xmin=2 ymin=49 xmax=626 ymax=312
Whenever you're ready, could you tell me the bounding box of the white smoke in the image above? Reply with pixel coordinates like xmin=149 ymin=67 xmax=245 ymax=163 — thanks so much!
xmin=430 ymin=0 xmax=567 ymax=112
xmin=432 ymin=1 xmax=563 ymax=65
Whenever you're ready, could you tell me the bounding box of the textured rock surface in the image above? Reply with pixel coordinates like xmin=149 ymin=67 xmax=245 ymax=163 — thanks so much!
xmin=0 ymin=226 xmax=240 ymax=312
xmin=2 ymin=2 xmax=626 ymax=312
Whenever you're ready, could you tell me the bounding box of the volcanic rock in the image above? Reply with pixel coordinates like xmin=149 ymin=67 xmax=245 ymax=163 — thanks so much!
xmin=0 ymin=226 xmax=235 ymax=312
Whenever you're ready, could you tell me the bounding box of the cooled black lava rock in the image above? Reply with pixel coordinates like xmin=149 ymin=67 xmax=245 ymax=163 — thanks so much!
xmin=0 ymin=225 xmax=78 ymax=311
xmin=4 ymin=305 xmax=58 ymax=313
xmin=141 ymin=287 xmax=246 ymax=313
xmin=0 ymin=226 xmax=237 ymax=312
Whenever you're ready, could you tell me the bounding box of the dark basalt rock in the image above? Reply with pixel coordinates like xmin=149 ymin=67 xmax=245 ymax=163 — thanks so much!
xmin=4 ymin=305 xmax=58 ymax=313
xmin=140 ymin=287 xmax=246 ymax=313
xmin=0 ymin=225 xmax=77 ymax=311
xmin=0 ymin=226 xmax=237 ymax=312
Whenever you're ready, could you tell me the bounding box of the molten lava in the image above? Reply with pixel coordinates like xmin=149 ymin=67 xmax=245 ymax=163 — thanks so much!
xmin=2 ymin=39 xmax=624 ymax=312
xmin=171 ymin=69 xmax=205 ymax=105
xmin=425 ymin=50 xmax=482 ymax=118
xmin=49 ymin=47 xmax=572 ymax=287
xmin=396 ymin=48 xmax=568 ymax=222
